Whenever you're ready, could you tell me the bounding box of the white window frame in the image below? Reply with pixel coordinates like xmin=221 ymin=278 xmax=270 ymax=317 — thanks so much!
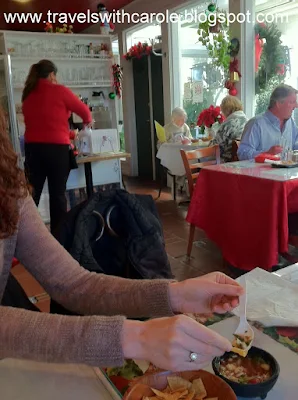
xmin=240 ymin=0 xmax=255 ymax=119
xmin=168 ymin=0 xmax=256 ymax=118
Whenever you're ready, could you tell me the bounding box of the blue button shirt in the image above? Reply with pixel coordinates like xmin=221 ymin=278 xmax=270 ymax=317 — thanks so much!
xmin=237 ymin=110 xmax=298 ymax=160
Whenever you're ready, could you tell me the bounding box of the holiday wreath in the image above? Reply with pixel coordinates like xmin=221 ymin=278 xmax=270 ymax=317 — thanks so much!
xmin=255 ymin=22 xmax=290 ymax=94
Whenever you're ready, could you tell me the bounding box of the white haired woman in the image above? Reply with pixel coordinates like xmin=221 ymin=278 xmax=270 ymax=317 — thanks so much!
xmin=164 ymin=107 xmax=192 ymax=143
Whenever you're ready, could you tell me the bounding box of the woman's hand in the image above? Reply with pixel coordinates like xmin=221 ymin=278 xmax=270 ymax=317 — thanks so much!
xmin=169 ymin=272 xmax=244 ymax=315
xmin=122 ymin=315 xmax=231 ymax=372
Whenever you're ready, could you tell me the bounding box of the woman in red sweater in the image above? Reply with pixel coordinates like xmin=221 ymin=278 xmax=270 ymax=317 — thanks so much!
xmin=22 ymin=59 xmax=92 ymax=232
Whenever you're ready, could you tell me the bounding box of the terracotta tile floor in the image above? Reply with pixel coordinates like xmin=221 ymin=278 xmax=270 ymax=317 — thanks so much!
xmin=11 ymin=177 xmax=233 ymax=313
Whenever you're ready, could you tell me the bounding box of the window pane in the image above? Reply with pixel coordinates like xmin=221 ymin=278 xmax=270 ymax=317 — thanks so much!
xmin=254 ymin=0 xmax=298 ymax=118
xmin=175 ymin=0 xmax=228 ymax=135
xmin=126 ymin=24 xmax=161 ymax=49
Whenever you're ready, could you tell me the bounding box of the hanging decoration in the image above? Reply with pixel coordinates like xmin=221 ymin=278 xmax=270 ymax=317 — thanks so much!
xmin=197 ymin=6 xmax=230 ymax=71
xmin=112 ymin=64 xmax=123 ymax=98
xmin=228 ymin=38 xmax=240 ymax=57
xmin=109 ymin=92 xmax=116 ymax=100
xmin=207 ymin=2 xmax=217 ymax=12
xmin=97 ymin=3 xmax=115 ymax=34
xmin=255 ymin=22 xmax=290 ymax=93
xmin=255 ymin=33 xmax=263 ymax=72
xmin=123 ymin=42 xmax=152 ymax=60
xmin=229 ymin=58 xmax=241 ymax=82
xmin=223 ymin=40 xmax=241 ymax=96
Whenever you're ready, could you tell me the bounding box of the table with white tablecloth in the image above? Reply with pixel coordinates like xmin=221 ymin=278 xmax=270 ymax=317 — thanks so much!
xmin=0 ymin=359 xmax=121 ymax=400
xmin=156 ymin=142 xmax=209 ymax=176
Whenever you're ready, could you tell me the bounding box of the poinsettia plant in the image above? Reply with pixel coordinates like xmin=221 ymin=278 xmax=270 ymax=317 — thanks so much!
xmin=123 ymin=42 xmax=152 ymax=60
xmin=197 ymin=105 xmax=225 ymax=128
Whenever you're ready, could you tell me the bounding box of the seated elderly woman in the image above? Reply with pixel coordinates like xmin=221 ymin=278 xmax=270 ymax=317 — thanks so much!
xmin=163 ymin=107 xmax=192 ymax=144
xmin=209 ymin=95 xmax=248 ymax=162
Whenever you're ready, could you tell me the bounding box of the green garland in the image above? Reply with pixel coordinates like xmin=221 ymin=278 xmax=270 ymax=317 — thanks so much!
xmin=255 ymin=23 xmax=290 ymax=94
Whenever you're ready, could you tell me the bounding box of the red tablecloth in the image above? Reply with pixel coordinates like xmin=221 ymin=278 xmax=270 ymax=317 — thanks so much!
xmin=186 ymin=166 xmax=298 ymax=270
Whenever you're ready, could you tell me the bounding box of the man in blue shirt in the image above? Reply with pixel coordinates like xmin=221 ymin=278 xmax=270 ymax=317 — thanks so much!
xmin=238 ymin=85 xmax=298 ymax=160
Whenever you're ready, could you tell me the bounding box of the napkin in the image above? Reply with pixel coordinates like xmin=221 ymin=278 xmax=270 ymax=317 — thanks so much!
xmin=232 ymin=268 xmax=298 ymax=327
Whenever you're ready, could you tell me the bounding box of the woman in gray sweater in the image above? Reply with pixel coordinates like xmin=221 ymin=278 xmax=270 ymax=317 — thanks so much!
xmin=0 ymin=106 xmax=243 ymax=372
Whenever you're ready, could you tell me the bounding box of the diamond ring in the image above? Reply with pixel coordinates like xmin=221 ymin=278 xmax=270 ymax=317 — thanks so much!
xmin=189 ymin=352 xmax=198 ymax=362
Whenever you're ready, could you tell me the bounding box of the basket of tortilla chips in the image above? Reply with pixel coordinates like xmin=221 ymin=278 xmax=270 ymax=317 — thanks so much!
xmin=123 ymin=370 xmax=236 ymax=400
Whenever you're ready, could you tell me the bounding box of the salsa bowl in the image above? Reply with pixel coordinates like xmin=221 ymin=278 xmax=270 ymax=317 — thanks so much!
xmin=212 ymin=346 xmax=280 ymax=399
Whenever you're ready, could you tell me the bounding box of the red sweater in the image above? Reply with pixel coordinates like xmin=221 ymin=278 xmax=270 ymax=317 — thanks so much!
xmin=23 ymin=79 xmax=92 ymax=145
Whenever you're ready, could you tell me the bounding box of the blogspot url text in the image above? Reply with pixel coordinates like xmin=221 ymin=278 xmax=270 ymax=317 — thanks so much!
xmin=2 ymin=9 xmax=288 ymax=25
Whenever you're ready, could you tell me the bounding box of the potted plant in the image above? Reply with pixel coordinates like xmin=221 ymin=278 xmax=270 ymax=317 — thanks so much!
xmin=197 ymin=105 xmax=225 ymax=139
xmin=197 ymin=8 xmax=231 ymax=73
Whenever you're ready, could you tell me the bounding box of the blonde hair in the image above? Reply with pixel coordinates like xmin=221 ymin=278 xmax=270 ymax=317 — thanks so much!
xmin=220 ymin=95 xmax=243 ymax=117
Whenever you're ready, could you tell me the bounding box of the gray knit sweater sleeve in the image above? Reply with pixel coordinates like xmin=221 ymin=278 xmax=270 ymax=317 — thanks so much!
xmin=0 ymin=196 xmax=174 ymax=366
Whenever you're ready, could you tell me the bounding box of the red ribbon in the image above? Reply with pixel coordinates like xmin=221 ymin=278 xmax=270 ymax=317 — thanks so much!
xmin=229 ymin=58 xmax=242 ymax=77
xmin=255 ymin=34 xmax=263 ymax=72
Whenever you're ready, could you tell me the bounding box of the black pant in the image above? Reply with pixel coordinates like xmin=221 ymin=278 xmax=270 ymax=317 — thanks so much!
xmin=25 ymin=143 xmax=70 ymax=233
xmin=1 ymin=273 xmax=40 ymax=311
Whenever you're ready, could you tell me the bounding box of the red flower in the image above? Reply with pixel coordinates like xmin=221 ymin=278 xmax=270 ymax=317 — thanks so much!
xmin=124 ymin=42 xmax=152 ymax=61
xmin=197 ymin=105 xmax=225 ymax=127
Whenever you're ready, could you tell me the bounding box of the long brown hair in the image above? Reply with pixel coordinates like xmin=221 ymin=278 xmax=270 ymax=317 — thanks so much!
xmin=22 ymin=59 xmax=58 ymax=102
xmin=0 ymin=106 xmax=29 ymax=238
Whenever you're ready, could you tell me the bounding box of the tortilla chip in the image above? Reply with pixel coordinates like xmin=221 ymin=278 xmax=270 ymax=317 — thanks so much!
xmin=167 ymin=377 xmax=192 ymax=391
xmin=151 ymin=389 xmax=171 ymax=399
xmin=183 ymin=389 xmax=195 ymax=400
xmin=164 ymin=386 xmax=172 ymax=393
xmin=151 ymin=388 xmax=189 ymax=400
xmin=171 ymin=390 xmax=188 ymax=400
xmin=231 ymin=346 xmax=248 ymax=357
xmin=143 ymin=397 xmax=158 ymax=400
xmin=205 ymin=398 xmax=218 ymax=400
xmin=191 ymin=379 xmax=207 ymax=398
xmin=144 ymin=397 xmax=159 ymax=400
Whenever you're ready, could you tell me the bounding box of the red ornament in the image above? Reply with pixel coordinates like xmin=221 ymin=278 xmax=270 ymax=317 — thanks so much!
xmin=276 ymin=63 xmax=285 ymax=75
xmin=229 ymin=86 xmax=238 ymax=96
xmin=224 ymin=80 xmax=233 ymax=90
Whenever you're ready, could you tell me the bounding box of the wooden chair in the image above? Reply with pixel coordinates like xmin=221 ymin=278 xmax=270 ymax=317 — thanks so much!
xmin=180 ymin=145 xmax=220 ymax=257
xmin=231 ymin=140 xmax=241 ymax=161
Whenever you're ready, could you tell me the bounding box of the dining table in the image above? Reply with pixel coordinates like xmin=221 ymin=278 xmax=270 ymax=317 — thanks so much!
xmin=77 ymin=151 xmax=131 ymax=198
xmin=156 ymin=141 xmax=209 ymax=177
xmin=186 ymin=160 xmax=298 ymax=271
xmin=1 ymin=264 xmax=298 ymax=400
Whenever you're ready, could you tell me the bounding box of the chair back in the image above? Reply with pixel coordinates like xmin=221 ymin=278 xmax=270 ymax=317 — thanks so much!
xmin=231 ymin=140 xmax=241 ymax=161
xmin=180 ymin=145 xmax=220 ymax=197
xmin=154 ymin=120 xmax=166 ymax=143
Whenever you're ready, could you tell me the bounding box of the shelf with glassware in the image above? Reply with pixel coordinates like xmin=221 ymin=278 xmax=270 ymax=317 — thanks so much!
xmin=0 ymin=31 xmax=122 ymax=221
xmin=0 ymin=30 xmax=113 ymax=58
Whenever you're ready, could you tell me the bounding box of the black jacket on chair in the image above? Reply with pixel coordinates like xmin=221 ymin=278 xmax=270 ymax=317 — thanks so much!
xmin=51 ymin=189 xmax=173 ymax=314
